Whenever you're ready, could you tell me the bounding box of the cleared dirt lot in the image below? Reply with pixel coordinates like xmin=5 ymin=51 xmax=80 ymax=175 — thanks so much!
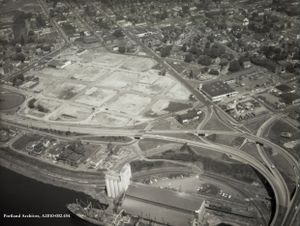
xmin=92 ymin=52 xmax=129 ymax=66
xmin=31 ymin=78 xmax=56 ymax=93
xmin=46 ymin=82 xmax=86 ymax=100
xmin=90 ymin=112 xmax=130 ymax=127
xmin=131 ymin=77 xmax=173 ymax=95
xmin=41 ymin=64 xmax=84 ymax=78
xmin=72 ymin=66 xmax=110 ymax=82
xmin=99 ymin=70 xmax=139 ymax=88
xmin=108 ymin=93 xmax=152 ymax=115
xmin=49 ymin=104 xmax=93 ymax=121
xmin=138 ymin=74 xmax=160 ymax=84
xmin=75 ymin=87 xmax=117 ymax=107
xmin=165 ymin=83 xmax=191 ymax=100
xmin=121 ymin=57 xmax=157 ymax=72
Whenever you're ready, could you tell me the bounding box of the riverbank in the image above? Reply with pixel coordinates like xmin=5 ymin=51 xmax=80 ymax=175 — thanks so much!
xmin=0 ymin=147 xmax=105 ymax=201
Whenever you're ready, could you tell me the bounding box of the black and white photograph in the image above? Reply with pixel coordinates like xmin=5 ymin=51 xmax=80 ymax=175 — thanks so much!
xmin=0 ymin=0 xmax=299 ymax=226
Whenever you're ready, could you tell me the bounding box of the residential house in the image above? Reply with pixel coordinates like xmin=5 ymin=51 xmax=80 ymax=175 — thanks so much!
xmin=243 ymin=61 xmax=251 ymax=68
xmin=234 ymin=15 xmax=249 ymax=26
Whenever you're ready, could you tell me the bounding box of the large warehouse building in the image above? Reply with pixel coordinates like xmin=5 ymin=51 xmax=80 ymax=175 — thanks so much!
xmin=121 ymin=183 xmax=206 ymax=226
xmin=200 ymin=81 xmax=238 ymax=102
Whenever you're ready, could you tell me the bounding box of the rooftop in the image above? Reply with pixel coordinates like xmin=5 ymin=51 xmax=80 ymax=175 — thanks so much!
xmin=275 ymin=84 xmax=294 ymax=93
xmin=202 ymin=81 xmax=237 ymax=97
xmin=125 ymin=183 xmax=204 ymax=212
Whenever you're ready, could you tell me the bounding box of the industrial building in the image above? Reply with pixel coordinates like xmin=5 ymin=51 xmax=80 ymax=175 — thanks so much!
xmin=200 ymin=81 xmax=238 ymax=102
xmin=105 ymin=163 xmax=131 ymax=199
xmin=121 ymin=183 xmax=206 ymax=226
xmin=280 ymin=93 xmax=300 ymax=105
xmin=177 ymin=109 xmax=202 ymax=124
xmin=275 ymin=84 xmax=294 ymax=94
xmin=48 ymin=60 xmax=71 ymax=69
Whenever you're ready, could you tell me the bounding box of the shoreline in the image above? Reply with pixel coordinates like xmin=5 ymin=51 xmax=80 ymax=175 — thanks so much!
xmin=0 ymin=149 xmax=105 ymax=201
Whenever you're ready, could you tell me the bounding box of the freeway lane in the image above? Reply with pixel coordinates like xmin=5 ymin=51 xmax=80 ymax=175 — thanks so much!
xmin=2 ymin=115 xmax=295 ymax=225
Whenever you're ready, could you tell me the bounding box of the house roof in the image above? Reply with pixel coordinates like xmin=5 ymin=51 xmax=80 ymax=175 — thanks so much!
xmin=202 ymin=81 xmax=237 ymax=97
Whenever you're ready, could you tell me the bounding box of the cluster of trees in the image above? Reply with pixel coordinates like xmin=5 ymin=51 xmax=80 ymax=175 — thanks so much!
xmin=160 ymin=45 xmax=173 ymax=58
xmin=260 ymin=45 xmax=288 ymax=62
xmin=13 ymin=11 xmax=32 ymax=38
xmin=96 ymin=18 xmax=110 ymax=30
xmin=249 ymin=56 xmax=279 ymax=73
xmin=228 ymin=60 xmax=241 ymax=72
xmin=130 ymin=160 xmax=165 ymax=173
xmin=183 ymin=36 xmax=226 ymax=66
xmin=112 ymin=29 xmax=123 ymax=38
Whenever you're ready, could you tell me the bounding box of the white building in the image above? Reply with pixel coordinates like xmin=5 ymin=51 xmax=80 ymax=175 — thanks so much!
xmin=48 ymin=60 xmax=71 ymax=69
xmin=105 ymin=163 xmax=131 ymax=198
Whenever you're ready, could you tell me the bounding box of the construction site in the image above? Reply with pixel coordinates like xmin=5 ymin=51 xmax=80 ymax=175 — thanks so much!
xmin=20 ymin=48 xmax=195 ymax=127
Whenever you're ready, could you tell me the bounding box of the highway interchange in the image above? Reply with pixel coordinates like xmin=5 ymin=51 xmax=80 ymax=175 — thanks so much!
xmin=1 ymin=0 xmax=299 ymax=225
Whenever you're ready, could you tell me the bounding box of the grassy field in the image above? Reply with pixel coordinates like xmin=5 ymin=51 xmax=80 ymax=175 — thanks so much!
xmin=245 ymin=117 xmax=270 ymax=134
xmin=240 ymin=142 xmax=264 ymax=162
xmin=268 ymin=120 xmax=299 ymax=144
xmin=203 ymin=113 xmax=234 ymax=131
xmin=205 ymin=134 xmax=245 ymax=148
xmin=138 ymin=138 xmax=174 ymax=152
xmin=12 ymin=133 xmax=43 ymax=150
xmin=149 ymin=149 xmax=260 ymax=184
xmin=157 ymin=133 xmax=201 ymax=141
xmin=266 ymin=152 xmax=296 ymax=195
xmin=164 ymin=102 xmax=192 ymax=112
xmin=0 ymin=93 xmax=25 ymax=110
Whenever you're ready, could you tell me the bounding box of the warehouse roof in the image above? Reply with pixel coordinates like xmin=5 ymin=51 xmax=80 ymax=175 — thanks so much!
xmin=275 ymin=84 xmax=294 ymax=93
xmin=202 ymin=81 xmax=237 ymax=97
xmin=125 ymin=183 xmax=204 ymax=212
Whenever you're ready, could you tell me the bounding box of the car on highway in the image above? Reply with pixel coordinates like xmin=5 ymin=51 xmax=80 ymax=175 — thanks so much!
xmin=271 ymin=165 xmax=275 ymax=169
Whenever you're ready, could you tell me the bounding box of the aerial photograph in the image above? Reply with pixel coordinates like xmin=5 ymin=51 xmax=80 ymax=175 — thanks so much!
xmin=0 ymin=0 xmax=299 ymax=226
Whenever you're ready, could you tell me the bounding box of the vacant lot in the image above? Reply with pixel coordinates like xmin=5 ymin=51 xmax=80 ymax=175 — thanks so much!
xmin=138 ymin=138 xmax=175 ymax=152
xmin=268 ymin=152 xmax=296 ymax=195
xmin=75 ymin=87 xmax=117 ymax=107
xmin=121 ymin=57 xmax=156 ymax=72
xmin=131 ymin=76 xmax=173 ymax=95
xmin=166 ymin=83 xmax=191 ymax=100
xmin=240 ymin=142 xmax=263 ymax=162
xmin=41 ymin=64 xmax=83 ymax=78
xmin=268 ymin=120 xmax=300 ymax=144
xmin=91 ymin=112 xmax=130 ymax=127
xmin=49 ymin=104 xmax=93 ymax=121
xmin=138 ymin=74 xmax=160 ymax=84
xmin=12 ymin=133 xmax=43 ymax=150
xmin=245 ymin=117 xmax=270 ymax=134
xmin=206 ymin=134 xmax=239 ymax=147
xmin=72 ymin=66 xmax=110 ymax=82
xmin=31 ymin=78 xmax=56 ymax=93
xmin=46 ymin=82 xmax=86 ymax=100
xmin=99 ymin=70 xmax=139 ymax=88
xmin=203 ymin=113 xmax=234 ymax=131
xmin=93 ymin=52 xmax=128 ymax=66
xmin=108 ymin=93 xmax=151 ymax=115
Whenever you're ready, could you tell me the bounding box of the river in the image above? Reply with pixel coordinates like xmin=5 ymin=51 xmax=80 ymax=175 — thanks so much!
xmin=0 ymin=166 xmax=94 ymax=226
